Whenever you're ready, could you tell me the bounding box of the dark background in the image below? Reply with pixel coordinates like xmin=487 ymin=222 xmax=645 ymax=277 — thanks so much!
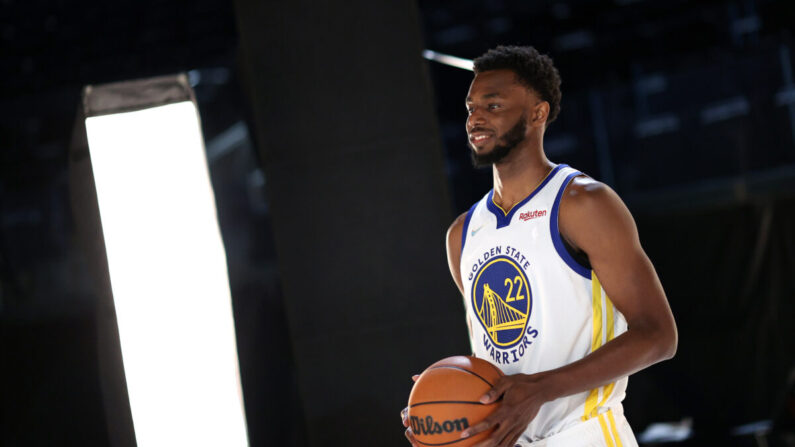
xmin=2 ymin=0 xmax=795 ymax=446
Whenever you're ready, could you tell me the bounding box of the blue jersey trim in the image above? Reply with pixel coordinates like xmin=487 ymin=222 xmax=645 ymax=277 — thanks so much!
xmin=460 ymin=201 xmax=479 ymax=256
xmin=486 ymin=164 xmax=568 ymax=229
xmin=550 ymin=171 xmax=592 ymax=279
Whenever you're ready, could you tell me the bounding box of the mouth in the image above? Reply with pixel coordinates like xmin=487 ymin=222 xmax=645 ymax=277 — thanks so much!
xmin=468 ymin=132 xmax=494 ymax=147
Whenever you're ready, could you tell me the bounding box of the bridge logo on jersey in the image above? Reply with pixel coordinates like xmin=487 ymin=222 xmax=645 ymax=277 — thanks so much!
xmin=471 ymin=254 xmax=532 ymax=350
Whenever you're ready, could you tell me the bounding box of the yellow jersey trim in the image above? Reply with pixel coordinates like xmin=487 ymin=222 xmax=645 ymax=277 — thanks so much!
xmin=583 ymin=272 xmax=619 ymax=421
xmin=582 ymin=272 xmax=604 ymax=420
xmin=597 ymin=413 xmax=615 ymax=447
xmin=607 ymin=409 xmax=624 ymax=447
xmin=593 ymin=295 xmax=617 ymax=415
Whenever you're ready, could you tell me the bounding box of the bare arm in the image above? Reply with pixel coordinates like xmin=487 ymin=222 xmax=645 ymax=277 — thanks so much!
xmin=464 ymin=176 xmax=677 ymax=447
xmin=544 ymin=176 xmax=678 ymax=396
xmin=446 ymin=211 xmax=475 ymax=344
xmin=445 ymin=212 xmax=467 ymax=296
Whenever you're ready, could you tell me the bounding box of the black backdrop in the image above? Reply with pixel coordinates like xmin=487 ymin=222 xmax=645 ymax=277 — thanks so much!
xmin=625 ymin=195 xmax=795 ymax=443
xmin=233 ymin=0 xmax=469 ymax=445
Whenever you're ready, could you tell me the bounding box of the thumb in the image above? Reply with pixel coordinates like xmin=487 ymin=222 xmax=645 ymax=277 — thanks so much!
xmin=412 ymin=374 xmax=420 ymax=382
xmin=480 ymin=378 xmax=510 ymax=404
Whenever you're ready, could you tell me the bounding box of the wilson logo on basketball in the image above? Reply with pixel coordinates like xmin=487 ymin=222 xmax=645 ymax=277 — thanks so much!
xmin=519 ymin=209 xmax=547 ymax=221
xmin=409 ymin=415 xmax=469 ymax=436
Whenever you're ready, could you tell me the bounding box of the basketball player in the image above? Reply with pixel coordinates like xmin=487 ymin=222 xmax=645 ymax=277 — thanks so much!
xmin=402 ymin=46 xmax=677 ymax=446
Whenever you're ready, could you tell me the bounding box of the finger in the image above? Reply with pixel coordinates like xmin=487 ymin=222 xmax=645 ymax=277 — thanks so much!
xmin=470 ymin=432 xmax=500 ymax=447
xmin=486 ymin=421 xmax=515 ymax=447
xmin=504 ymin=430 xmax=523 ymax=447
xmin=405 ymin=428 xmax=419 ymax=446
xmin=480 ymin=378 xmax=511 ymax=404
xmin=412 ymin=374 xmax=419 ymax=382
xmin=468 ymin=407 xmax=515 ymax=446
xmin=460 ymin=417 xmax=497 ymax=439
xmin=401 ymin=407 xmax=408 ymax=425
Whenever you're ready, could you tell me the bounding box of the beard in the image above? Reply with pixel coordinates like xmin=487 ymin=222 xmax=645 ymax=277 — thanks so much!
xmin=469 ymin=113 xmax=527 ymax=168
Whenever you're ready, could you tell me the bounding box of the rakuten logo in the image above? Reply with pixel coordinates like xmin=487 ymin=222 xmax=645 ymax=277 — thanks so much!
xmin=519 ymin=209 xmax=547 ymax=221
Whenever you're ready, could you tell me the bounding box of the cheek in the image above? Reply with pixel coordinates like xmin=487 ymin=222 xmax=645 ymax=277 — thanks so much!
xmin=494 ymin=119 xmax=512 ymax=135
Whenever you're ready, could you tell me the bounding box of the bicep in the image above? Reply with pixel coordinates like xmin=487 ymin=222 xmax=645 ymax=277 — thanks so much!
xmin=560 ymin=183 xmax=673 ymax=331
xmin=591 ymin=243 xmax=668 ymax=330
xmin=446 ymin=214 xmax=466 ymax=295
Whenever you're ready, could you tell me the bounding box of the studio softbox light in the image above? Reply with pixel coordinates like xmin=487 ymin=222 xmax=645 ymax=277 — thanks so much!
xmin=69 ymin=74 xmax=249 ymax=447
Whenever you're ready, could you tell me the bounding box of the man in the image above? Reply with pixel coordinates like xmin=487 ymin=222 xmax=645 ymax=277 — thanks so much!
xmin=403 ymin=46 xmax=677 ymax=446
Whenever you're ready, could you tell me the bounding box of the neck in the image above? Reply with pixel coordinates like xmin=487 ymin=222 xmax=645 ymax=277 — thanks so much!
xmin=491 ymin=135 xmax=554 ymax=212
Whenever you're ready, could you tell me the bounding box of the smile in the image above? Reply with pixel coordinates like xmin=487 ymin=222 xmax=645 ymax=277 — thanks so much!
xmin=469 ymin=133 xmax=493 ymax=145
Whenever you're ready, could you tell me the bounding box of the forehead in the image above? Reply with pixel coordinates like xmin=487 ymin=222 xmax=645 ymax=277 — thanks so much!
xmin=466 ymin=69 xmax=529 ymax=100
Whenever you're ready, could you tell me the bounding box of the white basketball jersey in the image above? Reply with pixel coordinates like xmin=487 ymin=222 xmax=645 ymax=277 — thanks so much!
xmin=459 ymin=164 xmax=630 ymax=442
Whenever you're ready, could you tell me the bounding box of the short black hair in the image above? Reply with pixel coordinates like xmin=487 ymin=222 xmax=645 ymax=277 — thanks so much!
xmin=473 ymin=45 xmax=562 ymax=125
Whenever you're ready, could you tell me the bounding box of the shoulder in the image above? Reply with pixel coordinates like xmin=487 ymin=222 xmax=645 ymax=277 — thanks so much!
xmin=446 ymin=211 xmax=470 ymax=291
xmin=559 ymin=175 xmax=627 ymax=220
xmin=446 ymin=211 xmax=469 ymax=251
xmin=559 ymin=175 xmax=639 ymax=250
xmin=561 ymin=175 xmax=615 ymax=208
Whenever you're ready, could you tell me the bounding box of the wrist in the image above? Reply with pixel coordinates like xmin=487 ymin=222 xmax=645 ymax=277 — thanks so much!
xmin=528 ymin=371 xmax=567 ymax=403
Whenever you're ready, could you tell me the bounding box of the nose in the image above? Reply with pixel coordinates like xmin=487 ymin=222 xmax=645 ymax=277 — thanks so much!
xmin=467 ymin=108 xmax=486 ymax=131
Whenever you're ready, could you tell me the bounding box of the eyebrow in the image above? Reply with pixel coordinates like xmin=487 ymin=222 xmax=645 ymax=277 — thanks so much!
xmin=465 ymin=92 xmax=504 ymax=103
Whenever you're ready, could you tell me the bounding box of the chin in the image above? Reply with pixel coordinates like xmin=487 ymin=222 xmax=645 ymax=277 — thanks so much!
xmin=470 ymin=143 xmax=493 ymax=154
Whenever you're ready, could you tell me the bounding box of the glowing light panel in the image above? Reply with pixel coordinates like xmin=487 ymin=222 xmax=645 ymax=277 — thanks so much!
xmin=85 ymin=101 xmax=248 ymax=446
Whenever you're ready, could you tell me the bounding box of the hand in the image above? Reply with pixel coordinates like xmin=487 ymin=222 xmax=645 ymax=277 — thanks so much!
xmin=401 ymin=375 xmax=420 ymax=446
xmin=461 ymin=373 xmax=555 ymax=447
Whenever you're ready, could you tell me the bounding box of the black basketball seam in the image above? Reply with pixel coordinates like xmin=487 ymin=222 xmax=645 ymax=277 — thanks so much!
xmin=416 ymin=436 xmax=482 ymax=446
xmin=409 ymin=400 xmax=492 ymax=408
xmin=425 ymin=365 xmax=497 ymax=387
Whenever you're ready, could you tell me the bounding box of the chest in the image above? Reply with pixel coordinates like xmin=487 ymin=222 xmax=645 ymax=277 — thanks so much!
xmin=462 ymin=202 xmax=554 ymax=279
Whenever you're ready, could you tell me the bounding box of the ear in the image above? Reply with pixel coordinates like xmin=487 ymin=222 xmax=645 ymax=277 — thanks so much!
xmin=530 ymin=101 xmax=550 ymax=128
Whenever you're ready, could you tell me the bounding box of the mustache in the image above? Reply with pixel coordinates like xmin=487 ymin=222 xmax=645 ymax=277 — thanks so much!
xmin=468 ymin=127 xmax=493 ymax=135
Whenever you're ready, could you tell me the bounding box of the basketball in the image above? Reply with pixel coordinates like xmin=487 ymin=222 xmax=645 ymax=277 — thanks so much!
xmin=407 ymin=355 xmax=503 ymax=446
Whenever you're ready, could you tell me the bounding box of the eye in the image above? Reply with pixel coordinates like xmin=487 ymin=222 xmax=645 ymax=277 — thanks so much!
xmin=488 ymin=103 xmax=501 ymax=110
xmin=466 ymin=107 xmax=474 ymax=115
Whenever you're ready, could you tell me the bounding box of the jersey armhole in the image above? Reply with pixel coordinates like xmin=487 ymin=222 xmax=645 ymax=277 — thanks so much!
xmin=550 ymin=172 xmax=592 ymax=279
xmin=460 ymin=201 xmax=479 ymax=256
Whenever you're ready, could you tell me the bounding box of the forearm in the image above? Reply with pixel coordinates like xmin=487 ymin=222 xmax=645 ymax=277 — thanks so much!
xmin=536 ymin=323 xmax=676 ymax=402
xmin=464 ymin=323 xmax=676 ymax=444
